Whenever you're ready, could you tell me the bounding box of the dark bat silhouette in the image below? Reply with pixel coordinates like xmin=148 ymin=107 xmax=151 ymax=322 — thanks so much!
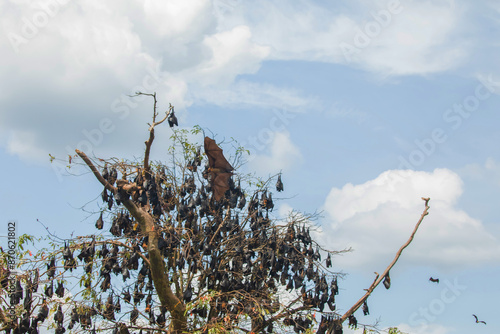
xmin=168 ymin=109 xmax=178 ymax=127
xmin=473 ymin=314 xmax=486 ymax=324
xmin=429 ymin=277 xmax=439 ymax=283
xmin=204 ymin=137 xmax=234 ymax=201
xmin=362 ymin=299 xmax=369 ymax=315
xmin=276 ymin=173 xmax=284 ymax=192
xmin=383 ymin=272 xmax=391 ymax=289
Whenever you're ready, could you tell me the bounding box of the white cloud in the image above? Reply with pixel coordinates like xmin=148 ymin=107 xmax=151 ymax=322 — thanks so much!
xmin=141 ymin=0 xmax=212 ymax=38
xmin=320 ymin=168 xmax=500 ymax=271
xmin=193 ymin=25 xmax=270 ymax=85
xmin=0 ymin=0 xmax=482 ymax=164
xmin=248 ymin=131 xmax=302 ymax=175
xmin=352 ymin=0 xmax=467 ymax=76
xmin=237 ymin=0 xmax=467 ymax=76
xmin=0 ymin=1 xmax=270 ymax=162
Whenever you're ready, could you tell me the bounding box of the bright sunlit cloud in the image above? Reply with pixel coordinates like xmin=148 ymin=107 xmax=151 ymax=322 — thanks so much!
xmin=320 ymin=168 xmax=500 ymax=271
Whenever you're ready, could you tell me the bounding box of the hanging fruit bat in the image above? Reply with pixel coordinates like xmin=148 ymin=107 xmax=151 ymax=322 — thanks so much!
xmin=96 ymin=211 xmax=104 ymax=229
xmin=276 ymin=173 xmax=284 ymax=192
xmin=429 ymin=277 xmax=439 ymax=283
xmin=331 ymin=277 xmax=339 ymax=295
xmin=168 ymin=109 xmax=178 ymax=127
xmin=130 ymin=308 xmax=139 ymax=324
xmin=55 ymin=281 xmax=65 ymax=298
xmin=156 ymin=311 xmax=166 ymax=327
xmin=101 ymin=188 xmax=108 ymax=203
xmin=114 ymin=297 xmax=121 ymax=313
xmin=204 ymin=137 xmax=234 ymax=201
xmin=326 ymin=253 xmax=332 ymax=268
xmin=55 ymin=322 xmax=66 ymax=334
xmin=0 ymin=267 xmax=9 ymax=289
xmin=183 ymin=284 xmax=193 ymax=302
xmin=45 ymin=281 xmax=54 ymax=298
xmin=13 ymin=278 xmax=23 ymax=304
xmin=123 ymin=289 xmax=131 ymax=303
xmin=54 ymin=305 xmax=64 ymax=324
xmin=47 ymin=257 xmax=56 ymax=278
xmin=104 ymin=293 xmax=115 ymax=320
xmin=473 ymin=314 xmax=486 ymax=324
xmin=70 ymin=308 xmax=79 ymax=324
xmin=19 ymin=312 xmax=30 ymax=333
xmin=35 ymin=301 xmax=49 ymax=323
xmin=362 ymin=299 xmax=369 ymax=315
xmin=383 ymin=272 xmax=391 ymax=289
xmin=348 ymin=315 xmax=357 ymax=329
xmin=23 ymin=286 xmax=32 ymax=311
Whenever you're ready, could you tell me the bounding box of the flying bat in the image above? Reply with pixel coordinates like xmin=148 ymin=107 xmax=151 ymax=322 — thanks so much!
xmin=429 ymin=277 xmax=439 ymax=283
xmin=204 ymin=136 xmax=234 ymax=201
xmin=473 ymin=314 xmax=486 ymax=324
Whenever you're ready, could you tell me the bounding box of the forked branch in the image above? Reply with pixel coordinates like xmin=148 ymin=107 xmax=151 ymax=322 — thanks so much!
xmin=140 ymin=92 xmax=174 ymax=174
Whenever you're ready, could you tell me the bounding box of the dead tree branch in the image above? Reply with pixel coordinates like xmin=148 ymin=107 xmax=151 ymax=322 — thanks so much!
xmin=140 ymin=92 xmax=173 ymax=174
xmin=75 ymin=148 xmax=187 ymax=333
xmin=328 ymin=197 xmax=431 ymax=333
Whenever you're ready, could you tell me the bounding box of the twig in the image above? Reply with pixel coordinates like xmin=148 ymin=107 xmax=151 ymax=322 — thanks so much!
xmin=36 ymin=219 xmax=67 ymax=242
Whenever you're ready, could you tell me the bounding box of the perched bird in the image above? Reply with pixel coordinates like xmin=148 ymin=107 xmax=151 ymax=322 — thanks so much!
xmin=473 ymin=314 xmax=486 ymax=325
xmin=429 ymin=277 xmax=439 ymax=283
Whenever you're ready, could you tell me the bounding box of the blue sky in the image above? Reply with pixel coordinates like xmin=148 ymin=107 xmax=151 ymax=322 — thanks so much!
xmin=1 ymin=0 xmax=500 ymax=333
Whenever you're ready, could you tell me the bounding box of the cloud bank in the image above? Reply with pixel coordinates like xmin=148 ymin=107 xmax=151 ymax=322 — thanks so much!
xmin=320 ymin=168 xmax=500 ymax=271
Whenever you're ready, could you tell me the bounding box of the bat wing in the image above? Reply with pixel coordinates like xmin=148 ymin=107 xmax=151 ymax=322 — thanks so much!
xmin=212 ymin=172 xmax=232 ymax=200
xmin=204 ymin=137 xmax=233 ymax=172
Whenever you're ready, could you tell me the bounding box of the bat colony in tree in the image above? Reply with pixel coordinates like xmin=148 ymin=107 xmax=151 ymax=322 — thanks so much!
xmin=0 ymin=96 xmax=345 ymax=334
xmin=0 ymin=95 xmax=431 ymax=334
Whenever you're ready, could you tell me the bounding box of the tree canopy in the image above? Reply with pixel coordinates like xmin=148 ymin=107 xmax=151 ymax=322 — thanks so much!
xmin=1 ymin=94 xmax=428 ymax=334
